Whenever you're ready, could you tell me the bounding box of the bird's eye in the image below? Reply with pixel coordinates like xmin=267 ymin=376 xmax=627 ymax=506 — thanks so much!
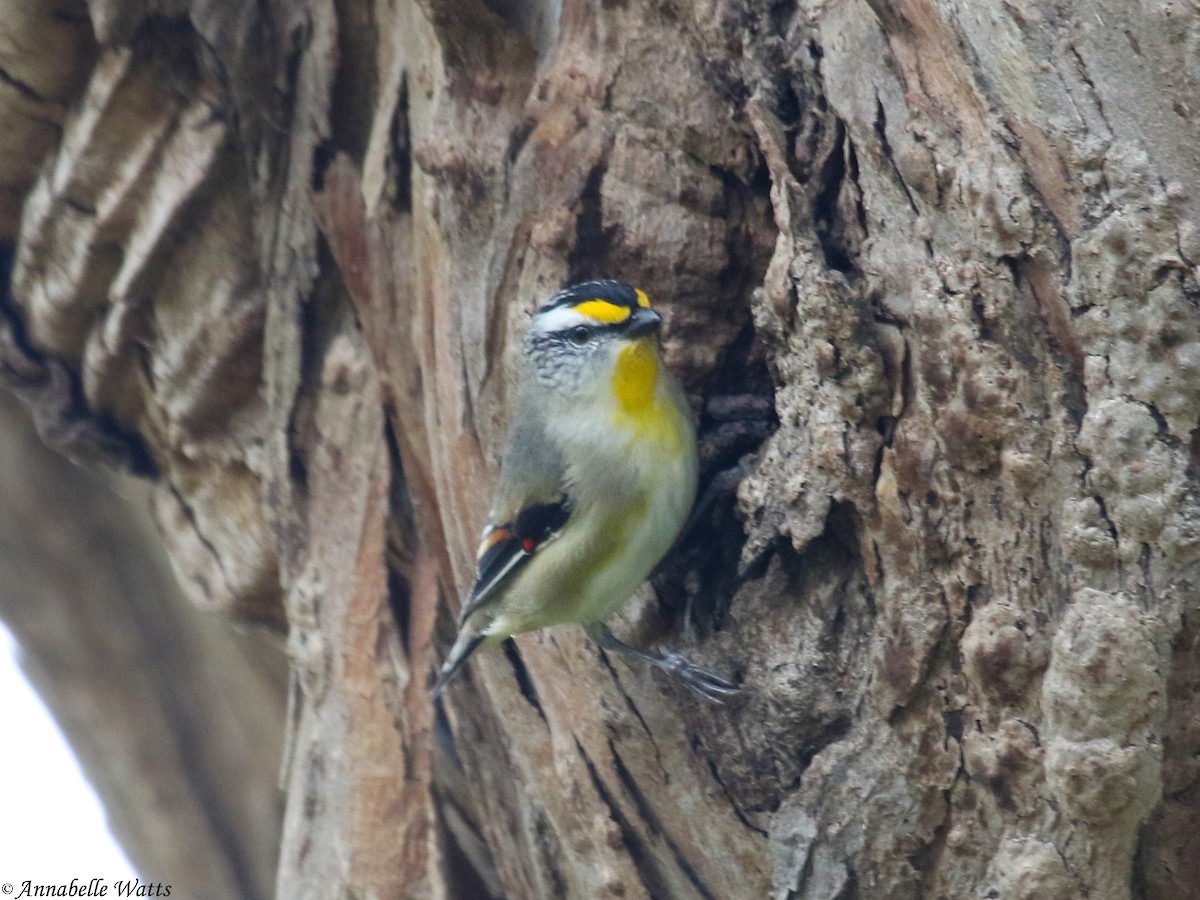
xmin=569 ymin=325 xmax=591 ymax=345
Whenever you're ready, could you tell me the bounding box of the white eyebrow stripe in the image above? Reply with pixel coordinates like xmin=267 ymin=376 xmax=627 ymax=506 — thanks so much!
xmin=531 ymin=305 xmax=597 ymax=335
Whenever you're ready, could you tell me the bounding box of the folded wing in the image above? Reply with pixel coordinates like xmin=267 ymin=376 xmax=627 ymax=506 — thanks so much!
xmin=458 ymin=497 xmax=572 ymax=626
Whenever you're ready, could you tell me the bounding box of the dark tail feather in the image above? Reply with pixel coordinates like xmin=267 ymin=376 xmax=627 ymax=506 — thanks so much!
xmin=431 ymin=632 xmax=485 ymax=698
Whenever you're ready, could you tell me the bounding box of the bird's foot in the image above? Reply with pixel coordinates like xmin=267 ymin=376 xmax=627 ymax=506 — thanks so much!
xmin=655 ymin=646 xmax=742 ymax=704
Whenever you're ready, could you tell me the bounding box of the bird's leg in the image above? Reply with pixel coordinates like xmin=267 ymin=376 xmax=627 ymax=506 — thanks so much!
xmin=585 ymin=623 xmax=740 ymax=703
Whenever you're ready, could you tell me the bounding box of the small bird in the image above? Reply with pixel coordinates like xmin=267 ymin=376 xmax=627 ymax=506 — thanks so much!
xmin=433 ymin=280 xmax=738 ymax=702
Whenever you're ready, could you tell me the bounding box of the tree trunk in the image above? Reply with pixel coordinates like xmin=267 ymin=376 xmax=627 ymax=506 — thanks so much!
xmin=0 ymin=394 xmax=288 ymax=898
xmin=2 ymin=0 xmax=1198 ymax=897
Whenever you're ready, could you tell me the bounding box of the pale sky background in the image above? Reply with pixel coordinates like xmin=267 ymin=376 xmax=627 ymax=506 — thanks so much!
xmin=0 ymin=623 xmax=139 ymax=885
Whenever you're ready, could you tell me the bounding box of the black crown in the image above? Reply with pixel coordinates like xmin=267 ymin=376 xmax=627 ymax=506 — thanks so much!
xmin=539 ymin=279 xmax=641 ymax=313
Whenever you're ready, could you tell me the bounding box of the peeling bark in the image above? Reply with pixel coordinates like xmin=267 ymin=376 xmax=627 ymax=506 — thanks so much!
xmin=1 ymin=0 xmax=1198 ymax=897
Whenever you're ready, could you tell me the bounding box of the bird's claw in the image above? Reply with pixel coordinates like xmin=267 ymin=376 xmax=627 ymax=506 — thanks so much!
xmin=656 ymin=646 xmax=742 ymax=704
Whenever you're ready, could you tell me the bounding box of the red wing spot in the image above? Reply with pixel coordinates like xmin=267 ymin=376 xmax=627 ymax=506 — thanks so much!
xmin=521 ymin=537 xmax=537 ymax=553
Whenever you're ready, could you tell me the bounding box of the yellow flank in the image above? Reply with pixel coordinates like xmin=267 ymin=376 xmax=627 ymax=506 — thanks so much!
xmin=575 ymin=299 xmax=631 ymax=324
xmin=530 ymin=491 xmax=648 ymax=628
xmin=635 ymin=289 xmax=651 ymax=309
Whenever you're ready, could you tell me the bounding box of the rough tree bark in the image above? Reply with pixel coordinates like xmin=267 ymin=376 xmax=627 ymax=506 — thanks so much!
xmin=1 ymin=0 xmax=1197 ymax=898
xmin=0 ymin=6 xmax=287 ymax=897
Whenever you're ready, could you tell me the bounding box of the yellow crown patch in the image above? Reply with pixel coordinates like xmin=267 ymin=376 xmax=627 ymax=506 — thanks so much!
xmin=575 ymin=299 xmax=632 ymax=324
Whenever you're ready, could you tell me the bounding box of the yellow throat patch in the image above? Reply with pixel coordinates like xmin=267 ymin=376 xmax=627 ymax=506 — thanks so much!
xmin=612 ymin=337 xmax=659 ymax=414
xmin=611 ymin=340 xmax=686 ymax=451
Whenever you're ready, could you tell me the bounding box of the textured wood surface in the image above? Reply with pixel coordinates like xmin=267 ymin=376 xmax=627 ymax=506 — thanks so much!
xmin=0 ymin=391 xmax=286 ymax=898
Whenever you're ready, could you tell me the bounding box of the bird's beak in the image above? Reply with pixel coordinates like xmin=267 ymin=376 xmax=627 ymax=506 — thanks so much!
xmin=626 ymin=307 xmax=662 ymax=338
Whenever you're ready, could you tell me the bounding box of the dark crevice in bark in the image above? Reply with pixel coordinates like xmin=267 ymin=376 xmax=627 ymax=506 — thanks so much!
xmin=1092 ymin=492 xmax=1120 ymax=547
xmin=811 ymin=119 xmax=854 ymax=272
xmin=658 ymin=493 xmax=748 ymax=633
xmin=886 ymin=600 xmax=953 ymax=723
xmin=386 ymin=567 xmax=412 ymax=653
xmin=438 ymin=799 xmax=505 ymax=900
xmin=532 ymin=808 xmax=569 ymax=899
xmin=961 ymin=584 xmax=984 ymax=635
xmin=600 ymin=59 xmax=622 ymax=113
xmin=1016 ymin=718 xmax=1041 ymax=748
xmin=1178 ymin=228 xmax=1198 ymax=269
xmin=908 ymin=789 xmax=953 ymax=898
xmin=388 ymin=76 xmax=412 ymax=213
xmin=970 ymin=290 xmax=996 ymax=342
xmin=502 ymin=638 xmax=546 ymax=721
xmin=51 ymin=4 xmax=92 ymax=25
xmin=698 ymin=322 xmax=778 ymax=471
xmin=943 ymin=707 xmax=964 ymax=742
xmin=737 ymin=534 xmax=788 ymax=584
xmin=310 ymin=140 xmax=336 ymax=192
xmin=837 ymin=864 xmax=859 ymax=900
xmin=480 ymin=214 xmax=533 ymax=389
xmin=383 ymin=420 xmax=416 ymax=650
xmin=281 ymin=18 xmax=313 ymax=135
xmin=61 ymin=194 xmax=98 ymax=216
xmin=595 ymin=649 xmax=667 ymax=775
xmin=609 ymin=741 xmax=718 ymax=900
xmin=328 ymin=0 xmax=378 ymax=165
xmin=167 ymin=482 xmax=229 ymax=595
xmin=432 ymin=699 xmax=465 ymax=771
xmin=872 ymin=93 xmax=921 ymax=220
xmin=298 ymin=748 xmax=326 ymax=854
xmin=1064 ymin=42 xmax=1113 ymax=138
xmin=309 ymin=0 xmax=358 ymax=182
xmin=0 ymin=58 xmax=56 ymax=104
xmin=0 ymin=246 xmax=49 ymax=388
xmin=289 ymin=235 xmax=353 ymax=515
xmin=663 ymin=342 xmax=779 ymax=629
xmin=1188 ymin=425 xmax=1200 ymax=479
xmin=795 ymin=714 xmax=853 ymax=774
xmin=707 ymin=759 xmax=768 ymax=837
xmin=131 ymin=16 xmax=204 ymax=102
xmin=1145 ymin=401 xmax=1171 ymax=438
xmin=287 ymin=425 xmax=310 ymax=497
xmin=574 ymin=738 xmax=668 ymax=899
xmin=869 ymin=314 xmax=908 ymax=490
xmin=1049 ymin=832 xmax=1084 ymax=896
xmin=0 ymin=247 xmax=158 ymax=476
xmin=458 ymin=352 xmax=478 ymax=448
xmin=568 ymin=160 xmax=612 ymax=282
xmin=479 ymin=0 xmax=551 ymax=52
xmin=698 ymin=400 xmax=778 ymax=477
xmin=0 ymin=96 xmax=67 ymax=131
xmin=1139 ymin=542 xmax=1154 ymax=602
xmin=506 ymin=116 xmax=534 ymax=167
xmin=846 ymin=138 xmax=868 ymax=236
xmin=1006 ymin=256 xmax=1089 ymax=425
xmin=712 ymin=160 xmax=775 ymax=309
